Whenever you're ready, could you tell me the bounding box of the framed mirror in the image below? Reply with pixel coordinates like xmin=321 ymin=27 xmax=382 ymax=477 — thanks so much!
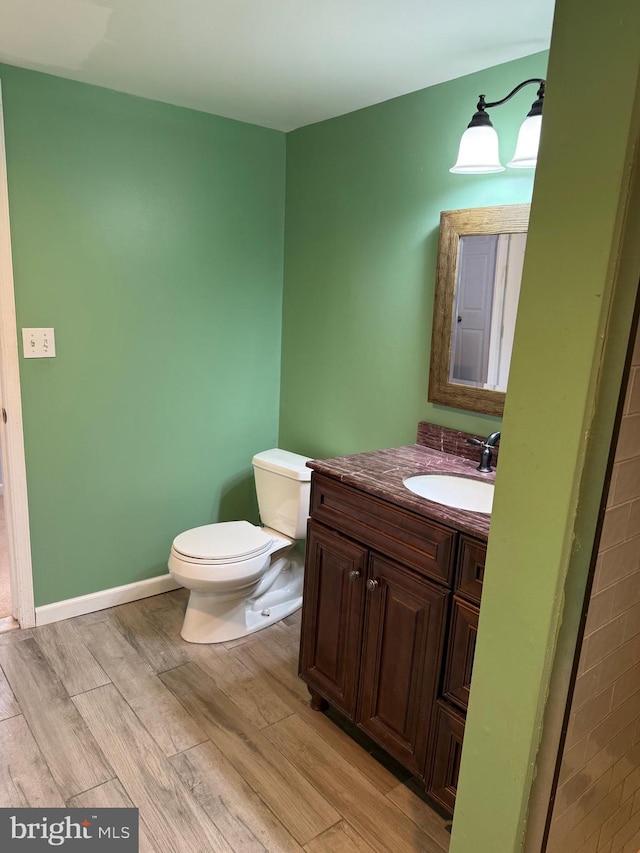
xmin=428 ymin=203 xmax=530 ymax=417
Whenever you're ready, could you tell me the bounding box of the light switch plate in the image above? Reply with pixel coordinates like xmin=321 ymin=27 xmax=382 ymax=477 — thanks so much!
xmin=22 ymin=328 xmax=56 ymax=358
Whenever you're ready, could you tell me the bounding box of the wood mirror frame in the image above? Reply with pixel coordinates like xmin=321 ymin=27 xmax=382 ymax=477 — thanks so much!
xmin=428 ymin=203 xmax=530 ymax=417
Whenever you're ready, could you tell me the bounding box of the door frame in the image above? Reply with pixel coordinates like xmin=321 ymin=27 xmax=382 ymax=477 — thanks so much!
xmin=0 ymin=82 xmax=35 ymax=629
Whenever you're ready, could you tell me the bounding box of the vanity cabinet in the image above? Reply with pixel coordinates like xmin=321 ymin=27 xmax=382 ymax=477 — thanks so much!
xmin=425 ymin=534 xmax=486 ymax=813
xmin=299 ymin=471 xmax=488 ymax=816
xmin=300 ymin=474 xmax=451 ymax=779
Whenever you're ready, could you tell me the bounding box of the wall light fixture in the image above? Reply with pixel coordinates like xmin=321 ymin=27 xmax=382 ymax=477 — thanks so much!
xmin=450 ymin=78 xmax=545 ymax=174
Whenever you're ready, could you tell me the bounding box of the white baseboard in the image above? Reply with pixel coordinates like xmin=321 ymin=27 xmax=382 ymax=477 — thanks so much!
xmin=35 ymin=573 xmax=181 ymax=626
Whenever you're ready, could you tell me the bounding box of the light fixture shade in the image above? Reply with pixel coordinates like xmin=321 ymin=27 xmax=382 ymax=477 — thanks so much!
xmin=507 ymin=114 xmax=542 ymax=168
xmin=449 ymin=125 xmax=505 ymax=174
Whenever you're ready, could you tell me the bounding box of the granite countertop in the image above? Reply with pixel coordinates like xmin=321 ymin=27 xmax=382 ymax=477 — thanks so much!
xmin=308 ymin=443 xmax=493 ymax=540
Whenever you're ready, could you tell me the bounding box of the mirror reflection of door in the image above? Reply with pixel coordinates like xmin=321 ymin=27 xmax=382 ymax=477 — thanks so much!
xmin=450 ymin=232 xmax=527 ymax=391
xmin=450 ymin=235 xmax=497 ymax=385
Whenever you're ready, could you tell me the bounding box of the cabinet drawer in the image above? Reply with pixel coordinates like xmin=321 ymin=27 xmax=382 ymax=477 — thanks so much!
xmin=425 ymin=700 xmax=466 ymax=817
xmin=310 ymin=474 xmax=455 ymax=586
xmin=442 ymin=596 xmax=479 ymax=711
xmin=455 ymin=535 xmax=487 ymax=604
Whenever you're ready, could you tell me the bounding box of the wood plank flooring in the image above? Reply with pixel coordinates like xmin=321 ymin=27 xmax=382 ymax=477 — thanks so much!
xmin=0 ymin=590 xmax=450 ymax=852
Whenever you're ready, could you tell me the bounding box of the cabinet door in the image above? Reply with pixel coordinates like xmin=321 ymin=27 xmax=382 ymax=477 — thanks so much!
xmin=425 ymin=700 xmax=465 ymax=816
xmin=442 ymin=595 xmax=479 ymax=711
xmin=357 ymin=553 xmax=448 ymax=777
xmin=299 ymin=521 xmax=367 ymax=718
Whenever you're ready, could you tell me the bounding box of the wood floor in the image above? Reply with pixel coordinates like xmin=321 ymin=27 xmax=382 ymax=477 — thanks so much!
xmin=0 ymin=589 xmax=451 ymax=852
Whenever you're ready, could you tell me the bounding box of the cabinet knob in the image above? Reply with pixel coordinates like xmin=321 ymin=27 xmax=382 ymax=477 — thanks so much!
xmin=348 ymin=570 xmax=361 ymax=583
xmin=366 ymin=578 xmax=379 ymax=592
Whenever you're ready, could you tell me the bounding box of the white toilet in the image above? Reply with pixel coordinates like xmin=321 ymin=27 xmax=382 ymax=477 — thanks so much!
xmin=168 ymin=448 xmax=312 ymax=644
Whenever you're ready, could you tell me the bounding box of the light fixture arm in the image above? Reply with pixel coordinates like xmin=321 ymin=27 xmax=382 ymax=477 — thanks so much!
xmin=468 ymin=79 xmax=545 ymax=130
xmin=481 ymin=78 xmax=545 ymax=112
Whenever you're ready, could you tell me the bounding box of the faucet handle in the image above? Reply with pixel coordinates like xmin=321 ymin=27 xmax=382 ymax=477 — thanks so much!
xmin=466 ymin=437 xmax=484 ymax=447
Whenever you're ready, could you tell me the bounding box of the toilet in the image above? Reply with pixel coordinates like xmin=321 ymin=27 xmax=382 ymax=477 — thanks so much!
xmin=168 ymin=448 xmax=312 ymax=643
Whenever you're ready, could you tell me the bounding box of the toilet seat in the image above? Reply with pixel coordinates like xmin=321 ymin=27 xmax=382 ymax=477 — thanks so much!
xmin=168 ymin=520 xmax=294 ymax=597
xmin=172 ymin=520 xmax=273 ymax=564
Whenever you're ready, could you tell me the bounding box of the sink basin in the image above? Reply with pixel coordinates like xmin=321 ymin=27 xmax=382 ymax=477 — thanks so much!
xmin=403 ymin=474 xmax=494 ymax=514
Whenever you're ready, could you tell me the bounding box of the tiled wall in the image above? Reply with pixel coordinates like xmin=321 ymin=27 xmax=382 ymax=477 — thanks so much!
xmin=547 ymin=323 xmax=640 ymax=852
xmin=416 ymin=421 xmax=501 ymax=466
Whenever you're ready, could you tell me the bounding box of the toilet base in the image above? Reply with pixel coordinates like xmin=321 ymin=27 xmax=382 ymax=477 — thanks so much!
xmin=179 ymin=553 xmax=304 ymax=644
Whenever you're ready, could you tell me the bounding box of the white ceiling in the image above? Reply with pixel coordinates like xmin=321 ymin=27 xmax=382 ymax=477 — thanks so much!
xmin=0 ymin=0 xmax=555 ymax=132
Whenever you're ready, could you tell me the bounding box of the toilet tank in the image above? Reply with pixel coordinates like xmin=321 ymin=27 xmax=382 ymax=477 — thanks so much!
xmin=252 ymin=449 xmax=312 ymax=539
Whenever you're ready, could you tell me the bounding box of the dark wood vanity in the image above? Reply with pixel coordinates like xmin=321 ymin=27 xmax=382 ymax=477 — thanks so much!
xmin=298 ymin=424 xmax=491 ymax=817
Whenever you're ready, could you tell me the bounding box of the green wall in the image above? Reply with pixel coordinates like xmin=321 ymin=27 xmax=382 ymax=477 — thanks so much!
xmin=4 ymin=15 xmax=639 ymax=846
xmin=280 ymin=52 xmax=547 ymax=459
xmin=451 ymin=0 xmax=640 ymax=849
xmin=0 ymin=64 xmax=286 ymax=607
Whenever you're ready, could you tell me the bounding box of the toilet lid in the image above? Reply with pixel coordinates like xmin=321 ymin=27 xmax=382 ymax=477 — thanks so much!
xmin=172 ymin=521 xmax=273 ymax=562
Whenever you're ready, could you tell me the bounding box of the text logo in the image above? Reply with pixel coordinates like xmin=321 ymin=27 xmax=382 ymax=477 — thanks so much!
xmin=0 ymin=809 xmax=138 ymax=850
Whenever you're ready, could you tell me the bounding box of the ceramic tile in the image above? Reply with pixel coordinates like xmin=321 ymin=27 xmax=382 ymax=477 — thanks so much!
xmin=593 ymin=554 xmax=608 ymax=595
xmin=612 ymin=459 xmax=640 ymax=506
xmin=559 ymin=736 xmax=589 ymax=786
xmin=548 ymin=781 xmax=622 ymax=853
xmin=622 ymin=759 xmax=640 ymax=803
xmin=623 ymin=607 xmax=640 ymax=643
xmin=588 ymin=637 xmax=640 ymax=695
xmin=611 ymin=663 xmax=640 ymax=711
xmin=600 ymin=505 xmax=634 ymax=552
xmin=613 ymin=576 xmax=640 ymax=625
xmin=583 ymin=616 xmax=629 ymax=673
xmin=585 ymin=588 xmax=617 ymax=638
xmin=568 ymin=686 xmax=615 ymax=746
xmin=626 ymin=368 xmax=640 ymax=415
xmin=616 ymin=415 xmax=640 ymax=462
xmin=567 ymin=329 xmax=640 ymax=853
xmin=596 ymin=541 xmax=640 ymax=595
xmin=626 ymin=501 xmax=640 ymax=539
xmin=584 ymin=691 xmax=640 ymax=764
xmin=554 ymin=769 xmax=615 ymax=838
xmin=581 ymin=829 xmax=600 ymax=852
xmin=554 ymin=772 xmax=600 ymax=824
xmin=610 ymin=804 xmax=640 ymax=851
xmin=554 ymin=414 xmax=640 ymax=853
xmin=556 ymin=723 xmax=633 ymax=817
xmin=573 ymin=670 xmax=606 ymax=714
xmin=621 ymin=828 xmax=640 ymax=853
xmin=607 ymin=465 xmax=621 ymax=509
xmin=549 ymin=776 xmax=610 ymax=853
xmin=608 ymin=735 xmax=640 ymax=791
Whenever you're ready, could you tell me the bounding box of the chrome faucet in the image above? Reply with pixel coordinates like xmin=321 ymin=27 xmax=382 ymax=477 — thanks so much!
xmin=466 ymin=431 xmax=501 ymax=473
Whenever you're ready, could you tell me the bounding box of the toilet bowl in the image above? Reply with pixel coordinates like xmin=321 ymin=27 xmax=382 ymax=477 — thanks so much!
xmin=168 ymin=449 xmax=311 ymax=644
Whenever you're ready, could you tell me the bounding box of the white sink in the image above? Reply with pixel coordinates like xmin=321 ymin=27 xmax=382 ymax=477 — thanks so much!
xmin=403 ymin=474 xmax=494 ymax=514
